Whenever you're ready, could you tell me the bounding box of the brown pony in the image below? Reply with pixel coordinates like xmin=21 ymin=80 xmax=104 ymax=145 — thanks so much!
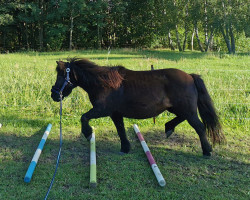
xmin=51 ymin=58 xmax=225 ymax=156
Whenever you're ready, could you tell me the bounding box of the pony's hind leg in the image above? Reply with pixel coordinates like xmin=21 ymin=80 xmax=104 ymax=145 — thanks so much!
xmin=165 ymin=116 xmax=185 ymax=138
xmin=111 ymin=113 xmax=131 ymax=154
xmin=186 ymin=114 xmax=212 ymax=156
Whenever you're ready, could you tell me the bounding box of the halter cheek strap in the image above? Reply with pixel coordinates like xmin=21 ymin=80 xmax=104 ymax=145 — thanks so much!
xmin=51 ymin=63 xmax=72 ymax=95
xmin=59 ymin=67 xmax=71 ymax=94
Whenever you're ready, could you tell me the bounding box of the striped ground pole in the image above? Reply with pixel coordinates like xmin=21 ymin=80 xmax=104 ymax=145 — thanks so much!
xmin=90 ymin=132 xmax=97 ymax=188
xmin=24 ymin=124 xmax=52 ymax=183
xmin=133 ymin=124 xmax=166 ymax=187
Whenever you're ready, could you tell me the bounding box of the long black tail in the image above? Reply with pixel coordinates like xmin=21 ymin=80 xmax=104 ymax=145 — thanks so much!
xmin=191 ymin=74 xmax=225 ymax=144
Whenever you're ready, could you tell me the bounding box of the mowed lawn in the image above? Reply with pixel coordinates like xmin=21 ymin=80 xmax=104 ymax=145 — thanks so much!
xmin=0 ymin=49 xmax=249 ymax=200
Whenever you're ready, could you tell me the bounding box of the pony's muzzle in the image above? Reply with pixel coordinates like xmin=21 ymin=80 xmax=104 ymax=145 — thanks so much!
xmin=51 ymin=87 xmax=62 ymax=102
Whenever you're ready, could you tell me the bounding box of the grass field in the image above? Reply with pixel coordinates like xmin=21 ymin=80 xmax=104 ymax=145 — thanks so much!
xmin=0 ymin=49 xmax=249 ymax=200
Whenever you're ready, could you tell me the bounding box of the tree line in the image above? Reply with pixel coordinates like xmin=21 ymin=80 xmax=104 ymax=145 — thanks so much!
xmin=0 ymin=0 xmax=249 ymax=53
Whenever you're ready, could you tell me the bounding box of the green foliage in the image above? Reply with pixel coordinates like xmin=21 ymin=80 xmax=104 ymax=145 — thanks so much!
xmin=45 ymin=24 xmax=67 ymax=51
xmin=0 ymin=0 xmax=249 ymax=52
xmin=0 ymin=13 xmax=13 ymax=26
xmin=236 ymin=32 xmax=250 ymax=53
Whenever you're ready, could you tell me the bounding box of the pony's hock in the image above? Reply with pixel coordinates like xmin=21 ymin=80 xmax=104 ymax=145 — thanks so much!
xmin=51 ymin=58 xmax=225 ymax=156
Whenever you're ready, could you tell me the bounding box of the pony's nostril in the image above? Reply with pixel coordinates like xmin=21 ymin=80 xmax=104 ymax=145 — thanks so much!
xmin=51 ymin=86 xmax=60 ymax=94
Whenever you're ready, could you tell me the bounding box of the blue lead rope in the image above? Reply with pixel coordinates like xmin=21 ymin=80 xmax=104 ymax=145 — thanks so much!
xmin=44 ymin=94 xmax=63 ymax=200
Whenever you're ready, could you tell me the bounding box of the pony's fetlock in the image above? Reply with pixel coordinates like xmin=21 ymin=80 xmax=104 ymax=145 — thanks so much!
xmin=166 ymin=129 xmax=174 ymax=138
xmin=203 ymin=151 xmax=212 ymax=157
xmin=86 ymin=134 xmax=92 ymax=141
xmin=202 ymin=144 xmax=212 ymax=157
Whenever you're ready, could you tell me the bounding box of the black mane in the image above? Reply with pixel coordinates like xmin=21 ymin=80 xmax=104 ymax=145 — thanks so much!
xmin=69 ymin=58 xmax=99 ymax=69
xmin=69 ymin=58 xmax=125 ymax=89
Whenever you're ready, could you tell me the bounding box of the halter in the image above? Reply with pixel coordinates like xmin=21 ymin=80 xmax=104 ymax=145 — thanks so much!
xmin=51 ymin=63 xmax=73 ymax=96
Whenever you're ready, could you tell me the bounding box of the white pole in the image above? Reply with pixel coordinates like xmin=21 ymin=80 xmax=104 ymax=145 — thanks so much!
xmin=133 ymin=124 xmax=166 ymax=187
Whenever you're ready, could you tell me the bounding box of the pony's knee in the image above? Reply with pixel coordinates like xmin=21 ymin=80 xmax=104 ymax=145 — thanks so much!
xmin=81 ymin=115 xmax=89 ymax=123
xmin=81 ymin=115 xmax=92 ymax=139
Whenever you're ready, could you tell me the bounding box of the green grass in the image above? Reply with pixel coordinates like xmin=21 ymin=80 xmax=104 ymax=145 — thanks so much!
xmin=0 ymin=49 xmax=249 ymax=200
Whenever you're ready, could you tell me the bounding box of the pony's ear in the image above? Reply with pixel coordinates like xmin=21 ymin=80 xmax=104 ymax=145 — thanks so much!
xmin=56 ymin=61 xmax=66 ymax=70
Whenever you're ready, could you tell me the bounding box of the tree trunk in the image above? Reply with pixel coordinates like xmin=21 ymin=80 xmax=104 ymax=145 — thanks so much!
xmin=3 ymin=31 xmax=6 ymax=50
xmin=97 ymin=24 xmax=101 ymax=49
xmin=39 ymin=24 xmax=43 ymax=51
xmin=221 ymin=1 xmax=233 ymax=54
xmin=18 ymin=30 xmax=21 ymax=48
xmin=191 ymin=29 xmax=195 ymax=51
xmin=205 ymin=29 xmax=214 ymax=52
xmin=220 ymin=24 xmax=232 ymax=54
xmin=175 ymin=25 xmax=182 ymax=51
xmin=24 ymin=22 xmax=30 ymax=50
xmin=97 ymin=16 xmax=102 ymax=49
xmin=69 ymin=15 xmax=73 ymax=51
xmin=183 ymin=25 xmax=188 ymax=51
xmin=183 ymin=2 xmax=189 ymax=51
xmin=168 ymin=31 xmax=175 ymax=50
xmin=195 ymin=24 xmax=204 ymax=52
xmin=204 ymin=0 xmax=208 ymax=45
xmin=39 ymin=0 xmax=44 ymax=51
xmin=229 ymin=24 xmax=235 ymax=54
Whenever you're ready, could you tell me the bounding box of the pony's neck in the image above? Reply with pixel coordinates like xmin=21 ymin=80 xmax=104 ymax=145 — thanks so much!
xmin=76 ymin=69 xmax=100 ymax=91
xmin=74 ymin=63 xmax=124 ymax=91
xmin=74 ymin=66 xmax=106 ymax=104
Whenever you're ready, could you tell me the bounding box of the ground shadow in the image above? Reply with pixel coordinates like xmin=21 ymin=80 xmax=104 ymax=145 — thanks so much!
xmin=0 ymin=114 xmax=51 ymax=129
xmin=0 ymin=124 xmax=249 ymax=199
xmin=139 ymin=49 xmax=207 ymax=61
xmin=23 ymin=49 xmax=209 ymax=62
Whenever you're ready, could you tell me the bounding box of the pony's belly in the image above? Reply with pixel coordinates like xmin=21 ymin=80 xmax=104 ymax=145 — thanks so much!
xmin=121 ymin=106 xmax=166 ymax=119
xmin=118 ymin=92 xmax=170 ymax=119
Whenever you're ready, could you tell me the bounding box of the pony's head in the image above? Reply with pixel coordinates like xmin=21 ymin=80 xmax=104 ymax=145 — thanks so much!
xmin=51 ymin=61 xmax=77 ymax=102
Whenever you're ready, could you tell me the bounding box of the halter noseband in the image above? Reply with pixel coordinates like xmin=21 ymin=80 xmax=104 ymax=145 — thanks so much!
xmin=51 ymin=63 xmax=73 ymax=96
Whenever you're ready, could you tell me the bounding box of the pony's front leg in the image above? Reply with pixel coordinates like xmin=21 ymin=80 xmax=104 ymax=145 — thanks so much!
xmin=81 ymin=108 xmax=108 ymax=140
xmin=111 ymin=113 xmax=131 ymax=154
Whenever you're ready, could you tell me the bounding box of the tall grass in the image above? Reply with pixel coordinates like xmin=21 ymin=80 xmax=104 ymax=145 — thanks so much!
xmin=0 ymin=50 xmax=249 ymax=128
xmin=0 ymin=49 xmax=249 ymax=200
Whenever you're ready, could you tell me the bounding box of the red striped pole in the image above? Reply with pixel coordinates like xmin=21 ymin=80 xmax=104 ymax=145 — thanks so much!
xmin=133 ymin=124 xmax=166 ymax=187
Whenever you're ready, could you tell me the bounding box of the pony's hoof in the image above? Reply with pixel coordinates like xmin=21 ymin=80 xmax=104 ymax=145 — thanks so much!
xmin=86 ymin=134 xmax=92 ymax=141
xmin=203 ymin=152 xmax=211 ymax=157
xmin=119 ymin=151 xmax=127 ymax=156
xmin=166 ymin=130 xmax=174 ymax=138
